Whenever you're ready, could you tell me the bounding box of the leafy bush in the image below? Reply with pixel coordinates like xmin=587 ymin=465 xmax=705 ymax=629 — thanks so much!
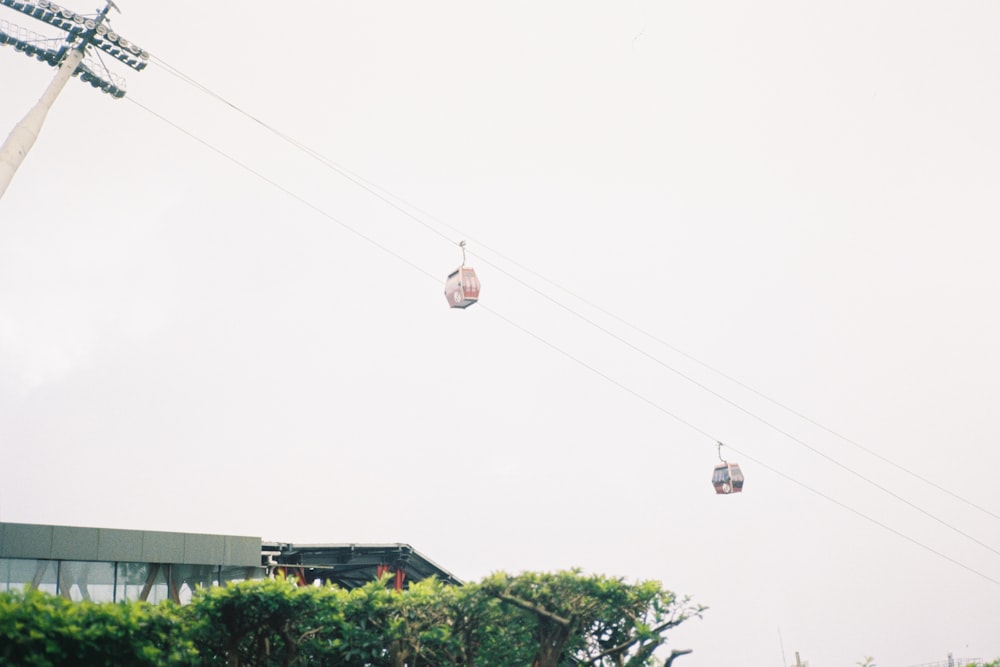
xmin=0 ymin=587 xmax=195 ymax=667
xmin=1 ymin=571 xmax=699 ymax=667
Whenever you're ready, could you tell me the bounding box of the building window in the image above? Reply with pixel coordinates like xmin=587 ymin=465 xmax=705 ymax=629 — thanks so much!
xmin=58 ymin=561 xmax=115 ymax=602
xmin=0 ymin=558 xmax=57 ymax=595
xmin=116 ymin=562 xmax=170 ymax=603
xmin=0 ymin=558 xmax=264 ymax=603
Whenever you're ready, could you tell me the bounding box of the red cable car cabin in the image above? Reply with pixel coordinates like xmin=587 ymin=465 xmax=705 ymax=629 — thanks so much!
xmin=444 ymin=266 xmax=480 ymax=308
xmin=712 ymin=462 xmax=744 ymax=494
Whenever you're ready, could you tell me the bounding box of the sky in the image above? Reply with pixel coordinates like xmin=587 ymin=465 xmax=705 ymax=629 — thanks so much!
xmin=2 ymin=1 xmax=999 ymax=665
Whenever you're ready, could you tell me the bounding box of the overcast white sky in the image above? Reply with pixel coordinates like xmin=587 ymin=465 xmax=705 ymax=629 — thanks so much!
xmin=2 ymin=1 xmax=999 ymax=665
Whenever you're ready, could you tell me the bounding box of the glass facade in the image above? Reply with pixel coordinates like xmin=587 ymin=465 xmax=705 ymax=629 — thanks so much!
xmin=0 ymin=558 xmax=58 ymax=596
xmin=0 ymin=557 xmax=264 ymax=603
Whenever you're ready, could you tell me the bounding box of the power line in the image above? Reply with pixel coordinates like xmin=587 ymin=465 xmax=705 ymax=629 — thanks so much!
xmin=124 ymin=95 xmax=1000 ymax=587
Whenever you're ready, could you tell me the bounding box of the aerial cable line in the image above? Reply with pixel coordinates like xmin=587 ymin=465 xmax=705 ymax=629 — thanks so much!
xmin=497 ymin=276 xmax=1000 ymax=558
xmin=145 ymin=55 xmax=1000 ymax=527
xmin=480 ymin=244 xmax=1000 ymax=524
xmin=480 ymin=303 xmax=1000 ymax=588
xmin=125 ymin=97 xmax=435 ymax=282
xmin=133 ymin=66 xmax=1000 ymax=567
xmin=146 ymin=61 xmax=1000 ymax=559
xmin=126 ymin=95 xmax=1000 ymax=588
xmin=135 ymin=65 xmax=1000 ymax=569
xmin=148 ymin=54 xmax=457 ymax=248
xmin=719 ymin=442 xmax=1000 ymax=587
xmin=460 ymin=253 xmax=1000 ymax=559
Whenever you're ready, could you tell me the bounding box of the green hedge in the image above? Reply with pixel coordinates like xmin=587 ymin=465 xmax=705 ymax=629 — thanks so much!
xmin=0 ymin=588 xmax=195 ymax=666
xmin=1 ymin=571 xmax=702 ymax=667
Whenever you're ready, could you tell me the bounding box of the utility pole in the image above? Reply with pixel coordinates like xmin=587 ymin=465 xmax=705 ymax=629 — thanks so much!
xmin=0 ymin=0 xmax=147 ymax=199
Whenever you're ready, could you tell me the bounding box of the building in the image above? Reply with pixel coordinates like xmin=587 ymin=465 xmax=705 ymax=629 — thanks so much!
xmin=0 ymin=521 xmax=264 ymax=604
xmin=0 ymin=522 xmax=460 ymax=603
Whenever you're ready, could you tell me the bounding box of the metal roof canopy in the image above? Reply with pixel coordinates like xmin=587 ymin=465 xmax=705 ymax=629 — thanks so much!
xmin=264 ymin=542 xmax=462 ymax=589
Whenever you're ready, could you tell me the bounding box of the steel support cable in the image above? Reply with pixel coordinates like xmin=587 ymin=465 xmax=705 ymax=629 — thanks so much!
xmin=477 ymin=303 xmax=1000 ymax=588
xmin=482 ymin=257 xmax=1000 ymax=559
xmin=717 ymin=442 xmax=1000 ymax=587
xmin=125 ymin=96 xmax=1000 ymax=588
xmin=133 ymin=70 xmax=1000 ymax=558
xmin=149 ymin=55 xmax=457 ymax=248
xmin=477 ymin=247 xmax=1000 ymax=525
xmin=125 ymin=97 xmax=434 ymax=283
xmin=147 ymin=54 xmax=1000 ymax=525
xmin=131 ymin=76 xmax=1000 ymax=559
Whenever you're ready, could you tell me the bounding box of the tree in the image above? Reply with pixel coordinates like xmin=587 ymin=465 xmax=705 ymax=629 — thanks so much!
xmin=481 ymin=570 xmax=702 ymax=667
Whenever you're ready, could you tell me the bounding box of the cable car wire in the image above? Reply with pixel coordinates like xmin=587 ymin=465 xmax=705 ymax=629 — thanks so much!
xmin=123 ymin=94 xmax=1000 ymax=587
xmin=148 ymin=55 xmax=458 ymax=249
xmin=130 ymin=60 xmax=1000 ymax=561
xmin=719 ymin=441 xmax=1000 ymax=587
xmin=142 ymin=68 xmax=1000 ymax=566
xmin=478 ymin=247 xmax=1000 ymax=523
xmin=124 ymin=98 xmax=437 ymax=284
xmin=480 ymin=302 xmax=1000 ymax=586
xmin=473 ymin=251 xmax=1000 ymax=557
xmin=140 ymin=52 xmax=1000 ymax=548
xmin=144 ymin=54 xmax=1000 ymax=527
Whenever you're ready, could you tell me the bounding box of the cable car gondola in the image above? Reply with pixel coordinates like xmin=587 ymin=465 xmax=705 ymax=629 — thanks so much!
xmin=712 ymin=442 xmax=744 ymax=495
xmin=444 ymin=241 xmax=480 ymax=309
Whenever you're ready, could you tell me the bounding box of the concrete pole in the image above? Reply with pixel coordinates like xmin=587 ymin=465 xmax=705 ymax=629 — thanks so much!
xmin=0 ymin=47 xmax=85 ymax=200
xmin=0 ymin=0 xmax=117 ymax=201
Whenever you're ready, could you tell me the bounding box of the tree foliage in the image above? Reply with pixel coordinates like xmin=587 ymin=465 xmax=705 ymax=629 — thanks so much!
xmin=480 ymin=570 xmax=703 ymax=667
xmin=0 ymin=570 xmax=700 ymax=667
